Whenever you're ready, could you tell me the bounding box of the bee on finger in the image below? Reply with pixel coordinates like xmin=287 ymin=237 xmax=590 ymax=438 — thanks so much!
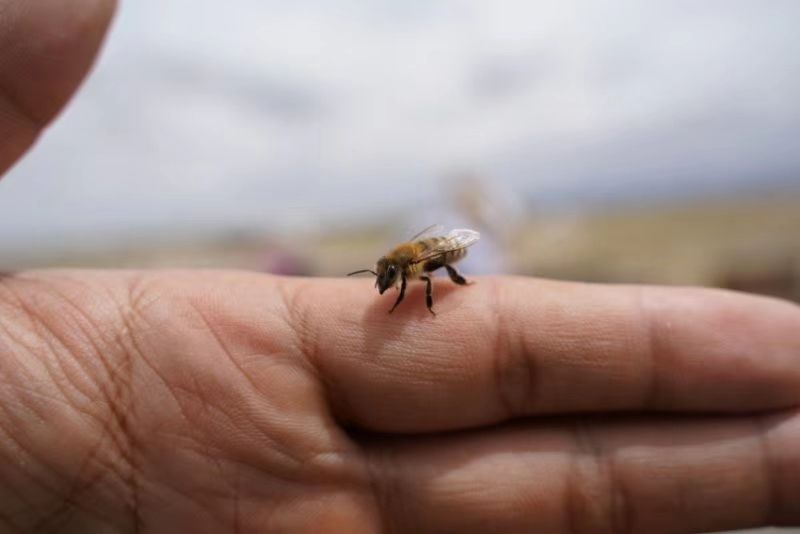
xmin=348 ymin=225 xmax=480 ymax=315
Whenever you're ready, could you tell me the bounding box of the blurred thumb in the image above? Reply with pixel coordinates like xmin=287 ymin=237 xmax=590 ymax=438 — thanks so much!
xmin=0 ymin=0 xmax=116 ymax=177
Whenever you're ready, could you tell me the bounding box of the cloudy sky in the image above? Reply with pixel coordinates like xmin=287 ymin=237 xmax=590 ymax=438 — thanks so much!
xmin=1 ymin=0 xmax=799 ymax=250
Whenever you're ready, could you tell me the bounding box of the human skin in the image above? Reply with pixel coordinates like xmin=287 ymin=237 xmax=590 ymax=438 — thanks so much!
xmin=1 ymin=1 xmax=799 ymax=532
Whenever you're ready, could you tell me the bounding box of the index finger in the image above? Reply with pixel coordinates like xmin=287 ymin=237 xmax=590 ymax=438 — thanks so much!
xmin=291 ymin=276 xmax=800 ymax=432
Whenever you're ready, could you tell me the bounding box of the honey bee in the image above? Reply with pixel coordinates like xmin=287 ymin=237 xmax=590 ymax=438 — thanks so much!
xmin=347 ymin=225 xmax=480 ymax=315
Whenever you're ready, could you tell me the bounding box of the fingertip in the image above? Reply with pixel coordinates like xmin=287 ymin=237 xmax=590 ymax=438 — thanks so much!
xmin=641 ymin=286 xmax=800 ymax=410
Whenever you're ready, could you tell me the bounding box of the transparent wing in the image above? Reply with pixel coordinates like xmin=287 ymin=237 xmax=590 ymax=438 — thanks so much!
xmin=408 ymin=223 xmax=446 ymax=242
xmin=443 ymin=228 xmax=480 ymax=249
xmin=411 ymin=228 xmax=481 ymax=264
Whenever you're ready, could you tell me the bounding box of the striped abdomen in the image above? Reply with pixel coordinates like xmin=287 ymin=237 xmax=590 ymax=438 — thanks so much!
xmin=415 ymin=237 xmax=468 ymax=273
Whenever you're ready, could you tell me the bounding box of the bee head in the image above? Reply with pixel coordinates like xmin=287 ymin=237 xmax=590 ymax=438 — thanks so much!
xmin=375 ymin=257 xmax=400 ymax=295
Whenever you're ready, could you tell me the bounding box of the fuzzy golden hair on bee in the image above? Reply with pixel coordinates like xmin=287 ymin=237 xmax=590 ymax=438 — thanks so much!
xmin=347 ymin=227 xmax=480 ymax=315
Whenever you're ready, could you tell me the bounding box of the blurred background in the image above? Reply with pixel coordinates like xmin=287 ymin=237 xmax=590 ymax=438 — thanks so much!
xmin=1 ymin=0 xmax=799 ymax=304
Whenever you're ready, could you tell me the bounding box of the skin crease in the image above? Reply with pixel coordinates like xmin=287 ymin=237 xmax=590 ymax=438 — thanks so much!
xmin=0 ymin=1 xmax=799 ymax=533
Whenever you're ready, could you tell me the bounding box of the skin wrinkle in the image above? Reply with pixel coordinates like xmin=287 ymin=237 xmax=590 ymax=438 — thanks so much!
xmin=363 ymin=441 xmax=400 ymax=534
xmin=284 ymin=279 xmax=357 ymax=430
xmin=107 ymin=360 xmax=140 ymax=533
xmin=151 ymin=425 xmax=273 ymax=504
xmin=0 ymin=277 xmax=50 ymax=352
xmin=494 ymin=279 xmax=540 ymax=420
xmin=3 ymin=390 xmax=131 ymax=520
xmin=1 ymin=382 xmax=131 ymax=502
xmin=123 ymin=278 xmax=320 ymax=528
xmin=143 ymin=475 xmax=236 ymax=534
xmin=567 ymin=419 xmax=617 ymax=534
xmin=182 ymin=309 xmax=318 ymax=480
xmin=120 ymin=279 xmax=206 ymax=531
xmin=365 ymin=459 xmax=391 ymax=534
xmin=281 ymin=278 xmax=393 ymax=531
xmin=125 ymin=295 xmax=301 ymax=492
xmin=0 ymin=279 xmax=136 ymax=533
xmin=38 ymin=356 xmax=136 ymax=532
xmin=0 ymin=413 xmax=48 ymax=510
xmin=0 ymin=380 xmax=70 ymax=412
xmin=565 ymin=427 xmax=585 ymax=534
xmin=0 ymin=315 xmax=30 ymax=357
xmin=278 ymin=278 xmax=318 ymax=372
xmin=754 ymin=416 xmax=778 ymax=526
xmin=96 ymin=274 xmax=149 ymax=532
xmin=0 ymin=361 xmax=98 ymax=521
xmin=187 ymin=299 xmax=331 ymax=477
xmin=282 ymin=278 xmax=363 ymax=439
xmin=122 ymin=281 xmax=187 ymax=424
xmin=164 ymin=425 xmax=311 ymax=491
xmin=44 ymin=306 xmax=118 ymax=409
xmin=18 ymin=413 xmax=130 ymax=533
xmin=232 ymin=472 xmax=241 ymax=534
xmin=0 ymin=281 xmax=90 ymax=412
xmin=29 ymin=279 xmax=137 ymax=471
xmin=30 ymin=454 xmax=121 ymax=534
xmin=39 ymin=280 xmax=138 ymax=520
xmin=767 ymin=410 xmax=800 ymax=526
xmin=0 ymin=428 xmax=112 ymax=533
xmin=124 ymin=273 xmax=368 ymax=529
xmin=184 ymin=367 xmax=233 ymax=502
xmin=147 ymin=443 xmax=362 ymax=533
xmin=608 ymin=454 xmax=634 ymax=534
xmin=491 ymin=278 xmax=516 ymax=419
xmin=0 ymin=280 xmax=134 ymax=524
xmin=637 ymin=287 xmax=663 ymax=411
xmin=7 ymin=404 xmax=128 ymax=530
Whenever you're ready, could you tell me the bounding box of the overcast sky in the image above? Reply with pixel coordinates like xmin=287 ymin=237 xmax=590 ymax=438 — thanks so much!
xmin=1 ymin=0 xmax=799 ymax=250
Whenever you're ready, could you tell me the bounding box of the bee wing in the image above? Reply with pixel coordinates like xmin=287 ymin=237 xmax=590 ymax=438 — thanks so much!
xmin=411 ymin=228 xmax=481 ymax=263
xmin=408 ymin=223 xmax=446 ymax=242
xmin=443 ymin=228 xmax=481 ymax=249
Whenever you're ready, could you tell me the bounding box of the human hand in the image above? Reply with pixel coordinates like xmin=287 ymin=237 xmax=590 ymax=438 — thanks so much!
xmin=1 ymin=1 xmax=799 ymax=533
xmin=1 ymin=271 xmax=799 ymax=533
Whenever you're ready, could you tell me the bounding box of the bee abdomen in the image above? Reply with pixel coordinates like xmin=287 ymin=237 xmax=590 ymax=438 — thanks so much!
xmin=447 ymin=247 xmax=467 ymax=263
xmin=421 ymin=248 xmax=467 ymax=273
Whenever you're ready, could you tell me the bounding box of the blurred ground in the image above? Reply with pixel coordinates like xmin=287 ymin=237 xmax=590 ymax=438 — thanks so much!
xmin=7 ymin=190 xmax=798 ymax=305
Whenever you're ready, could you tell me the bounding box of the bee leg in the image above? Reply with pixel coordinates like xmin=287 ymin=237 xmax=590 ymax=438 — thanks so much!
xmin=420 ymin=275 xmax=436 ymax=315
xmin=389 ymin=275 xmax=407 ymax=313
xmin=445 ymin=265 xmax=470 ymax=285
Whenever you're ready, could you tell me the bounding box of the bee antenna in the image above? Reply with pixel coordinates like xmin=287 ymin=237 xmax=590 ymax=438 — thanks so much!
xmin=347 ymin=269 xmax=378 ymax=277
